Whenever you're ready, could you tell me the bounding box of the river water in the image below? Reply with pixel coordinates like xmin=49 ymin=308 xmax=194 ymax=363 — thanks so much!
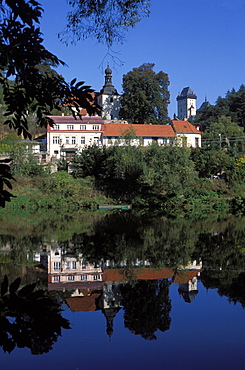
xmin=0 ymin=211 xmax=245 ymax=369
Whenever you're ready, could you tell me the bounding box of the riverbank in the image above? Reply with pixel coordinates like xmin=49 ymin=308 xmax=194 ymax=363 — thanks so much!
xmin=1 ymin=171 xmax=244 ymax=218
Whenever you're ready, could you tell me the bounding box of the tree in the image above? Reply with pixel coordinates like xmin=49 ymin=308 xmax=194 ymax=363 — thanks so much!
xmin=119 ymin=63 xmax=170 ymax=124
xmin=121 ymin=279 xmax=171 ymax=340
xmin=0 ymin=0 xmax=149 ymax=207
xmin=0 ymin=0 xmax=100 ymax=206
xmin=59 ymin=0 xmax=150 ymax=47
xmin=195 ymin=85 xmax=245 ymax=130
xmin=202 ymin=116 xmax=245 ymax=149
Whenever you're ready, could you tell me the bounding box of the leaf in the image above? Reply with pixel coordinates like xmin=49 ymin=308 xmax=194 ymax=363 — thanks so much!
xmin=18 ymin=282 xmax=37 ymax=297
xmin=9 ymin=277 xmax=21 ymax=295
xmin=75 ymin=81 xmax=85 ymax=88
xmin=70 ymin=78 xmax=77 ymax=86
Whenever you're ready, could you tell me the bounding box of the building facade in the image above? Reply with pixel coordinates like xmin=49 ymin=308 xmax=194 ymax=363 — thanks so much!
xmin=46 ymin=116 xmax=202 ymax=160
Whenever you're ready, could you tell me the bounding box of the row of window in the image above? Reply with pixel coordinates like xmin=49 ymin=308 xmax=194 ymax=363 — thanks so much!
xmin=52 ymin=136 xmax=100 ymax=145
xmin=53 ymin=262 xmax=99 ymax=270
xmin=53 ymin=125 xmax=100 ymax=131
xmin=53 ymin=274 xmax=101 ymax=281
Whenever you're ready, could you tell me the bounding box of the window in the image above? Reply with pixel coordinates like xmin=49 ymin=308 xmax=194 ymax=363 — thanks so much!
xmin=72 ymin=261 xmax=77 ymax=269
xmin=53 ymin=276 xmax=60 ymax=281
xmin=54 ymin=262 xmax=61 ymax=270
xmin=94 ymin=137 xmax=99 ymax=144
xmin=195 ymin=137 xmax=199 ymax=148
xmin=53 ymin=124 xmax=59 ymax=130
xmin=81 ymin=136 xmax=85 ymax=144
xmin=68 ymin=275 xmax=74 ymax=281
xmin=93 ymin=125 xmax=99 ymax=130
xmin=81 ymin=275 xmax=87 ymax=280
xmin=54 ymin=150 xmax=59 ymax=155
xmin=93 ymin=274 xmax=101 ymax=281
xmin=53 ymin=136 xmax=60 ymax=144
xmin=65 ymin=137 xmax=69 ymax=144
xmin=65 ymin=261 xmax=71 ymax=269
xmin=110 ymin=97 xmax=113 ymax=103
xmin=71 ymin=136 xmax=76 ymax=144
xmin=80 ymin=125 xmax=86 ymax=130
xmin=82 ymin=262 xmax=86 ymax=270
xmin=67 ymin=125 xmax=74 ymax=130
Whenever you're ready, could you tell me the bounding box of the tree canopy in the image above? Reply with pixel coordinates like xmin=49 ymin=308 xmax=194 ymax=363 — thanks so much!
xmin=119 ymin=63 xmax=170 ymax=124
xmin=60 ymin=0 xmax=150 ymax=46
xmin=195 ymin=85 xmax=245 ymax=130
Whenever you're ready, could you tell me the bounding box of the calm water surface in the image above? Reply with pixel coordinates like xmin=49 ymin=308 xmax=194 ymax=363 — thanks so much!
xmin=0 ymin=212 xmax=245 ymax=370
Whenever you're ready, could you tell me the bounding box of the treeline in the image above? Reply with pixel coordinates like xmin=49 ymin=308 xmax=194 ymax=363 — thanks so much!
xmin=195 ymin=85 xmax=245 ymax=133
xmin=71 ymin=143 xmax=245 ymax=214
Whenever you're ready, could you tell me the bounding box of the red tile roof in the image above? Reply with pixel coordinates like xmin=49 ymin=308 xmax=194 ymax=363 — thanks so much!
xmin=171 ymin=120 xmax=201 ymax=134
xmin=104 ymin=123 xmax=176 ymax=137
xmin=103 ymin=267 xmax=200 ymax=284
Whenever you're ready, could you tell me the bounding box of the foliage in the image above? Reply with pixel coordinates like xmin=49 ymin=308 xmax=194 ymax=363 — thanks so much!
xmin=119 ymin=63 xmax=170 ymax=124
xmin=0 ymin=158 xmax=15 ymax=207
xmin=190 ymin=147 xmax=236 ymax=179
xmin=60 ymin=0 xmax=150 ymax=46
xmin=0 ymin=275 xmax=70 ymax=354
xmin=10 ymin=144 xmax=48 ymax=177
xmin=0 ymin=0 xmax=100 ymax=207
xmin=142 ymin=145 xmax=197 ymax=197
xmin=121 ymin=279 xmax=171 ymax=340
xmin=201 ymin=116 xmax=244 ymax=149
xmin=195 ymin=85 xmax=245 ymax=129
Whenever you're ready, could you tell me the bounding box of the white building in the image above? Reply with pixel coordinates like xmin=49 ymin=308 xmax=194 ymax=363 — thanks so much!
xmin=47 ymin=115 xmax=104 ymax=160
xmin=171 ymin=120 xmax=201 ymax=148
xmin=46 ymin=116 xmax=202 ymax=161
xmin=176 ymin=87 xmax=197 ymax=120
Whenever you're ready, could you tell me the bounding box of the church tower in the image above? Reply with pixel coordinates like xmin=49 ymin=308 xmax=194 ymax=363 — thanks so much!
xmin=97 ymin=63 xmax=121 ymax=120
xmin=176 ymin=87 xmax=197 ymax=120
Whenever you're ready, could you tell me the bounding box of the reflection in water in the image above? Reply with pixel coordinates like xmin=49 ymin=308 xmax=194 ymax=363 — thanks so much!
xmin=46 ymin=246 xmax=202 ymax=340
xmin=0 ymin=275 xmax=70 ymax=355
xmin=1 ymin=212 xmax=245 ymax=355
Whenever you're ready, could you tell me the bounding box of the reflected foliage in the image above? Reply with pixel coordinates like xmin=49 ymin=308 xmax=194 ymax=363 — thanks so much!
xmin=0 ymin=276 xmax=70 ymax=354
xmin=2 ymin=211 xmax=245 ymax=313
xmin=121 ymin=279 xmax=171 ymax=340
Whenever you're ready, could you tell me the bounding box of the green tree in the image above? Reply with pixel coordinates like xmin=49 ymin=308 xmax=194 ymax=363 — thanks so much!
xmin=119 ymin=63 xmax=170 ymax=124
xmin=202 ymin=116 xmax=244 ymax=149
xmin=60 ymin=0 xmax=150 ymax=46
xmin=195 ymin=85 xmax=245 ymax=130
xmin=142 ymin=145 xmax=197 ymax=197
xmin=190 ymin=147 xmax=235 ymax=179
xmin=0 ymin=0 xmax=148 ymax=207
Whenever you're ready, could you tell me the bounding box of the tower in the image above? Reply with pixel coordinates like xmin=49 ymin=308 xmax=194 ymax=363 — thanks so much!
xmin=97 ymin=63 xmax=121 ymax=120
xmin=176 ymin=87 xmax=197 ymax=120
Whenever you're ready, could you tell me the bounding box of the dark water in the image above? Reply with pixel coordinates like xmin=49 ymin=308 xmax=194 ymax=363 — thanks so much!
xmin=1 ymin=212 xmax=245 ymax=370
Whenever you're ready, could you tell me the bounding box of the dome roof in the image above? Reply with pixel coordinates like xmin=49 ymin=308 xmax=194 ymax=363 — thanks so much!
xmin=105 ymin=66 xmax=112 ymax=75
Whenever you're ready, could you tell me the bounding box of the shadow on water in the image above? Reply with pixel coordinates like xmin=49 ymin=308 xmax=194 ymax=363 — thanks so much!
xmin=0 ymin=275 xmax=70 ymax=355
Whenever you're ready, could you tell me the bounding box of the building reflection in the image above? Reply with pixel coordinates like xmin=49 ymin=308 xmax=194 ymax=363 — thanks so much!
xmin=42 ymin=247 xmax=202 ymax=338
xmin=0 ymin=242 xmax=202 ymax=339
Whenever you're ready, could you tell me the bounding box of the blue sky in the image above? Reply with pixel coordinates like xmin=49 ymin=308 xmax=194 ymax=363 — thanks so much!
xmin=40 ymin=0 xmax=245 ymax=118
